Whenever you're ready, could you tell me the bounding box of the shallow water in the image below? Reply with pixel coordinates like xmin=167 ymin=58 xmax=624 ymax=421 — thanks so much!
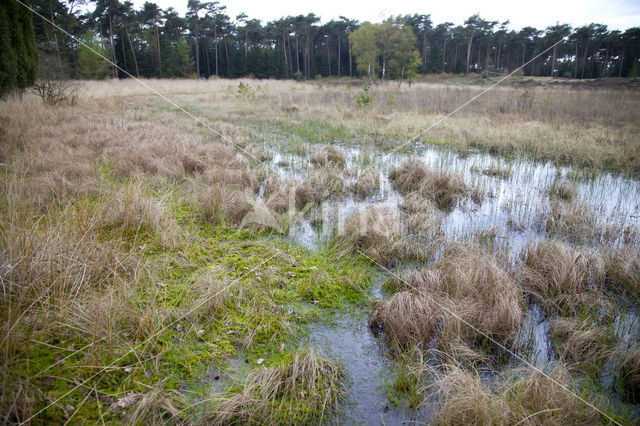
xmin=249 ymin=131 xmax=640 ymax=422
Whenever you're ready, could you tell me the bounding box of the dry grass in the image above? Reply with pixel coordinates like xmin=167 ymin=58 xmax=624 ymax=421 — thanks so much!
xmin=263 ymin=175 xmax=313 ymax=213
xmin=550 ymin=178 xmax=576 ymax=202
xmin=550 ymin=318 xmax=615 ymax=369
xmin=604 ymin=246 xmax=640 ymax=299
xmin=348 ymin=167 xmax=380 ymax=198
xmin=618 ymin=347 xmax=640 ymax=404
xmin=339 ymin=205 xmax=404 ymax=264
xmin=400 ymin=192 xmax=443 ymax=237
xmin=312 ymin=145 xmax=345 ymax=169
xmin=389 ymin=159 xmax=468 ymax=209
xmin=521 ymin=240 xmax=606 ymax=314
xmin=371 ymin=244 xmax=523 ymax=358
xmin=545 ymin=199 xmax=601 ymax=243
xmin=306 ymin=167 xmax=345 ymax=201
xmin=192 ymin=183 xmax=254 ymax=225
xmin=209 ymin=349 xmax=343 ymax=425
xmin=29 ymin=78 xmax=640 ymax=173
xmin=430 ymin=364 xmax=604 ymax=425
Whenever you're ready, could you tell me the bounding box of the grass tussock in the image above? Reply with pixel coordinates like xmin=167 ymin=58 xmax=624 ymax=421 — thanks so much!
xmin=619 ymin=347 xmax=640 ymax=404
xmin=210 ymin=349 xmax=343 ymax=425
xmin=550 ymin=318 xmax=615 ymax=369
xmin=431 ymin=364 xmax=604 ymax=425
xmin=263 ymin=175 xmax=313 ymax=213
xmin=312 ymin=145 xmax=345 ymax=169
xmin=372 ymin=244 xmax=523 ymax=358
xmin=400 ymin=192 xmax=443 ymax=236
xmin=604 ymin=246 xmax=640 ymax=299
xmin=389 ymin=159 xmax=469 ymax=210
xmin=521 ymin=240 xmax=609 ymax=315
xmin=306 ymin=167 xmax=345 ymax=201
xmin=339 ymin=205 xmax=404 ymax=264
xmin=348 ymin=167 xmax=380 ymax=198
xmin=545 ymin=199 xmax=601 ymax=243
xmin=550 ymin=178 xmax=576 ymax=202
xmin=193 ymin=183 xmax=254 ymax=225
xmin=98 ymin=182 xmax=179 ymax=247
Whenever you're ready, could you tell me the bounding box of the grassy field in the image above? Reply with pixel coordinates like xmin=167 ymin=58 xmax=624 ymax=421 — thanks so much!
xmin=1 ymin=77 xmax=640 ymax=424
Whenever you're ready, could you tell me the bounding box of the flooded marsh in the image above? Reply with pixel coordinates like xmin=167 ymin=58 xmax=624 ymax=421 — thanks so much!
xmin=2 ymin=79 xmax=640 ymax=424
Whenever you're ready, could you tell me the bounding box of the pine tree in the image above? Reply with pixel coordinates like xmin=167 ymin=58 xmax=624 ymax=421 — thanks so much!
xmin=0 ymin=5 xmax=18 ymax=96
xmin=76 ymin=31 xmax=110 ymax=79
xmin=0 ymin=0 xmax=37 ymax=97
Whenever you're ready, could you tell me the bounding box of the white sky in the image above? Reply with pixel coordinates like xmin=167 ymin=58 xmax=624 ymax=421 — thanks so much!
xmin=133 ymin=0 xmax=640 ymax=31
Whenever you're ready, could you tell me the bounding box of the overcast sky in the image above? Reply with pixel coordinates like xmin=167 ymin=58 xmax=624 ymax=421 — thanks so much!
xmin=132 ymin=0 xmax=639 ymax=31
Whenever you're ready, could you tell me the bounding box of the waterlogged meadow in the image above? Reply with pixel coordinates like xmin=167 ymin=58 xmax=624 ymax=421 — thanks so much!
xmin=1 ymin=78 xmax=640 ymax=424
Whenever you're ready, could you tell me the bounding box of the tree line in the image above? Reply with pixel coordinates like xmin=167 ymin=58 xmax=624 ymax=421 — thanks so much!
xmin=19 ymin=0 xmax=640 ymax=81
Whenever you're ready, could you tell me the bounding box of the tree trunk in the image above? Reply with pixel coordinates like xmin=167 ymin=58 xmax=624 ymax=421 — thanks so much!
xmin=282 ymin=32 xmax=288 ymax=78
xmin=155 ymin=25 xmax=162 ymax=78
xmin=214 ymin=24 xmax=219 ymax=76
xmin=120 ymin=28 xmax=127 ymax=69
xmin=349 ymin=37 xmax=352 ymax=76
xmin=194 ymin=22 xmax=200 ymax=78
xmin=295 ymin=34 xmax=300 ymax=73
xmin=443 ymin=38 xmax=447 ymax=72
xmin=245 ymin=29 xmax=248 ymax=73
xmin=422 ymin=27 xmax=427 ymax=69
xmin=619 ymin=53 xmax=624 ymax=77
xmin=204 ymin=36 xmax=211 ymax=76
xmin=580 ymin=40 xmax=589 ymax=79
xmin=124 ymin=21 xmax=139 ymax=77
xmin=288 ymin=35 xmax=294 ymax=77
xmin=337 ymin=37 xmax=341 ymax=77
xmin=551 ymin=45 xmax=557 ymax=77
xmin=108 ymin=9 xmax=117 ymax=78
xmin=574 ymin=43 xmax=578 ymax=79
xmin=454 ymin=41 xmax=458 ymax=74
xmin=225 ymin=38 xmax=230 ymax=76
xmin=326 ymin=36 xmax=331 ymax=77
xmin=465 ymin=30 xmax=474 ymax=74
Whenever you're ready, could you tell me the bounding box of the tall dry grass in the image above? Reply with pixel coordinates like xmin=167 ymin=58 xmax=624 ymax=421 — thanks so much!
xmin=520 ymin=240 xmax=607 ymax=314
xmin=209 ymin=349 xmax=343 ymax=424
xmin=339 ymin=205 xmax=405 ymax=264
xmin=371 ymin=244 xmax=523 ymax=359
xmin=389 ymin=159 xmax=469 ymax=210
xmin=429 ymin=364 xmax=604 ymax=425
xmin=0 ymin=91 xmax=270 ymax=422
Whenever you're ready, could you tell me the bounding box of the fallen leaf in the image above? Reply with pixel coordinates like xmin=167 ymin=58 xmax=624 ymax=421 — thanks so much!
xmin=256 ymin=358 xmax=264 ymax=365
xmin=111 ymin=392 xmax=140 ymax=410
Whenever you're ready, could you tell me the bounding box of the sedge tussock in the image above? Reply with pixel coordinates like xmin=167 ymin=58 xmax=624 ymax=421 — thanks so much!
xmin=430 ymin=364 xmax=604 ymax=425
xmin=339 ymin=205 xmax=405 ymax=264
xmin=348 ymin=167 xmax=380 ymax=198
xmin=545 ymin=199 xmax=601 ymax=243
xmin=263 ymin=175 xmax=313 ymax=213
xmin=400 ymin=193 xmax=443 ymax=236
xmin=98 ymin=182 xmax=180 ymax=247
xmin=312 ymin=145 xmax=345 ymax=168
xmin=521 ymin=240 xmax=606 ymax=314
xmin=550 ymin=178 xmax=576 ymax=202
xmin=550 ymin=318 xmax=616 ymax=369
xmin=209 ymin=349 xmax=343 ymax=425
xmin=604 ymin=246 xmax=640 ymax=299
xmin=618 ymin=347 xmax=640 ymax=404
xmin=191 ymin=179 xmax=255 ymax=225
xmin=372 ymin=244 xmax=523 ymax=357
xmin=306 ymin=167 xmax=345 ymax=201
xmin=389 ymin=159 xmax=469 ymax=209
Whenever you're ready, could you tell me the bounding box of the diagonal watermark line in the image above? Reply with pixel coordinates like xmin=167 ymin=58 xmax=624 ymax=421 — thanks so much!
xmin=358 ymin=37 xmax=568 ymax=178
xmin=19 ymin=251 xmax=281 ymax=425
xmin=357 ymin=249 xmax=621 ymax=426
xmin=13 ymin=0 xmax=276 ymax=176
